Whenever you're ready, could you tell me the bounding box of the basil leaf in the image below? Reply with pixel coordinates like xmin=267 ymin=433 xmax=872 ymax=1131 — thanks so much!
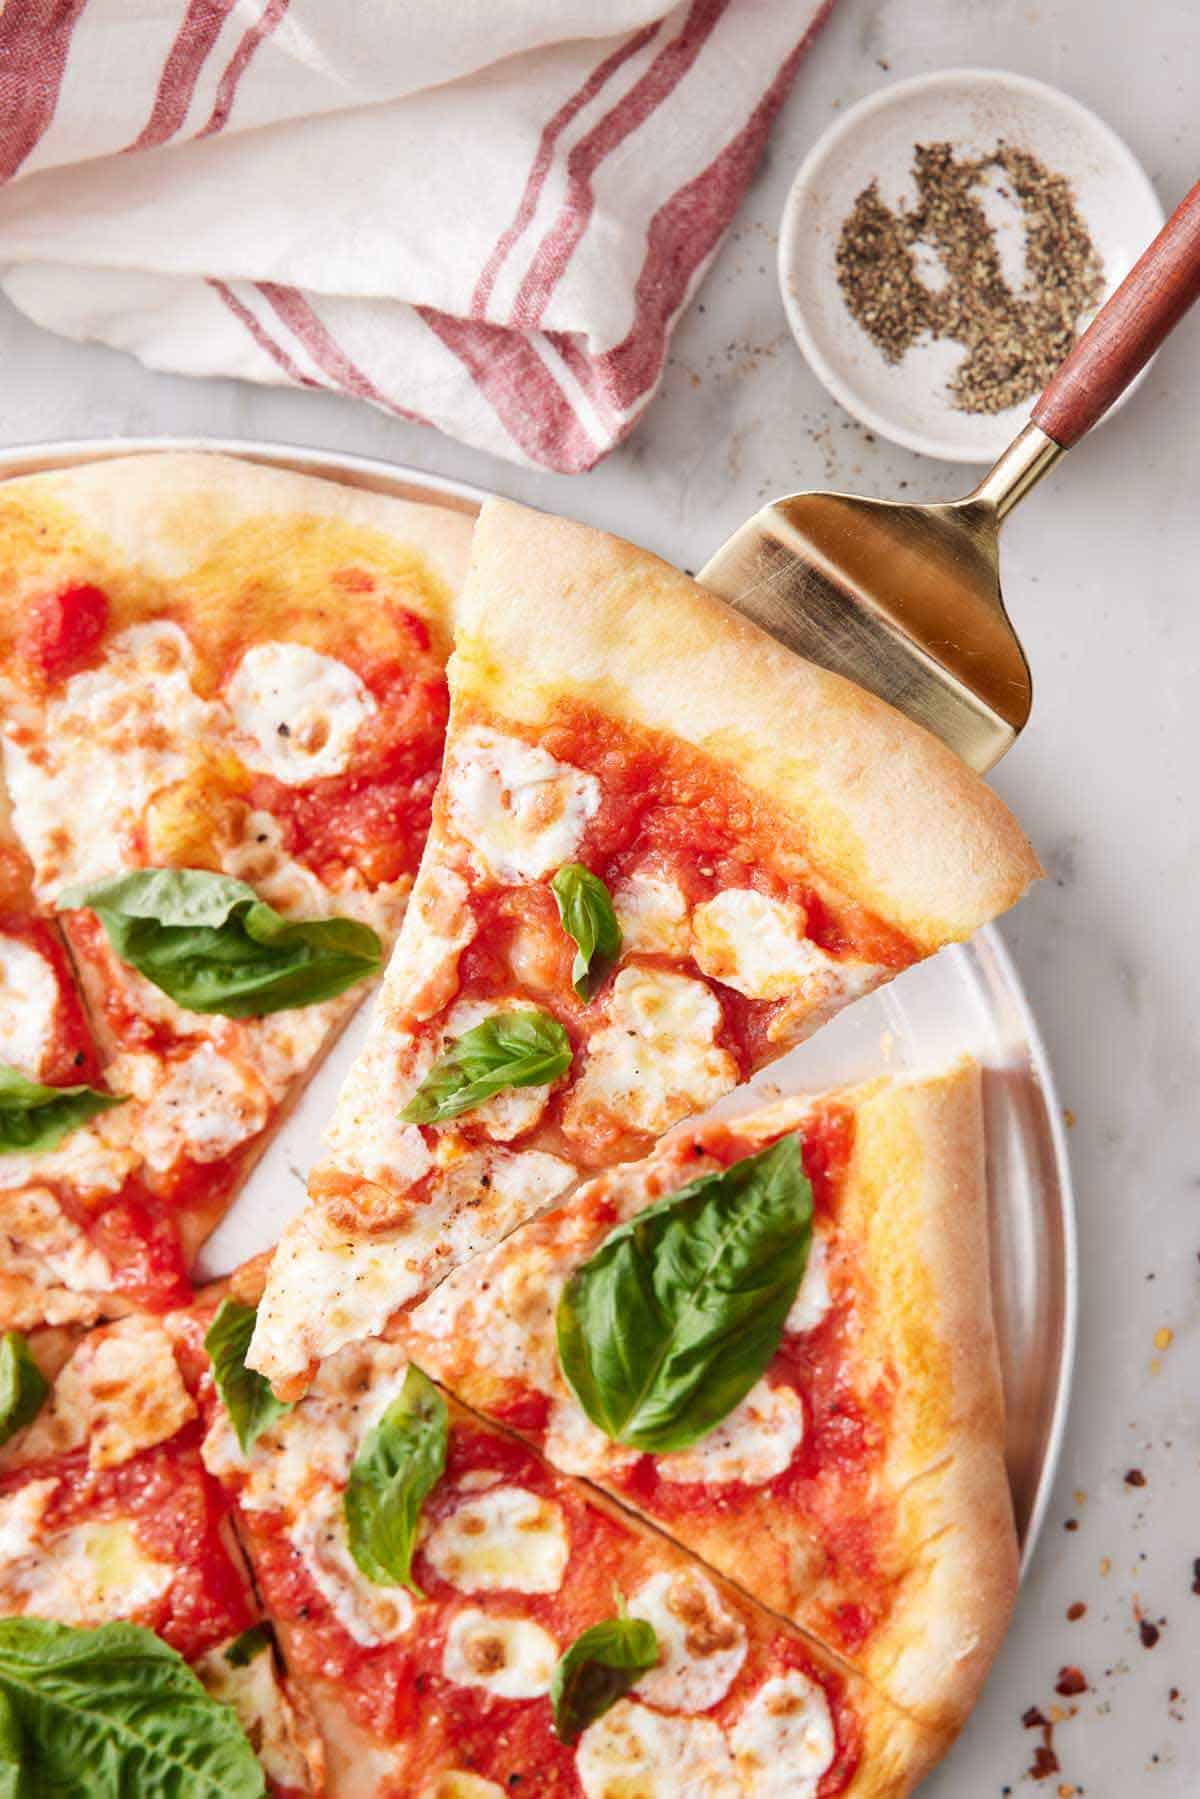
xmin=0 ymin=1064 xmax=124 ymax=1157
xmin=0 ymin=1336 xmax=47 ymax=1449
xmin=59 ymin=868 xmax=381 ymax=1018
xmin=0 ymin=1618 xmax=264 ymax=1798
xmin=205 ymin=1301 xmax=292 ymax=1453
xmin=223 ymin=1625 xmax=273 ymax=1669
xmin=551 ymin=1614 xmax=659 ymax=1742
xmin=557 ymin=1135 xmax=813 ymax=1453
xmin=345 ymin=1365 xmax=447 ymax=1596
xmin=551 ymin=864 xmax=622 ymax=1000
xmin=400 ymin=1008 xmax=571 ymax=1125
xmin=0 ymin=1688 xmax=29 ymax=1799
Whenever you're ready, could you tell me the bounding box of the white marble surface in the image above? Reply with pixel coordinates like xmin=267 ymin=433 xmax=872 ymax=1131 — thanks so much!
xmin=2 ymin=0 xmax=1198 ymax=1790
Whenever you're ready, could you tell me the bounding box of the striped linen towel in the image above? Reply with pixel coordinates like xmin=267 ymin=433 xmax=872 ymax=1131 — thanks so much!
xmin=0 ymin=0 xmax=833 ymax=472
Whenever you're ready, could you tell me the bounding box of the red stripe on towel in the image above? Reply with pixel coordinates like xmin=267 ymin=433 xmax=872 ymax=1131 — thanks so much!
xmin=197 ymin=0 xmax=291 ymax=139
xmin=0 ymin=0 xmax=89 ymax=184
xmin=131 ymin=0 xmax=239 ymax=150
xmin=470 ymin=17 xmax=662 ymax=318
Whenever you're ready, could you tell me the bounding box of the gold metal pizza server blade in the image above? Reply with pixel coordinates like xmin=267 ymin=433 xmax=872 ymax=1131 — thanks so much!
xmin=699 ymin=179 xmax=1200 ymax=773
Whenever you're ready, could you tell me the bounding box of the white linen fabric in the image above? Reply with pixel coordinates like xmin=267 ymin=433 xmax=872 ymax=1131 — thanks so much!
xmin=0 ymin=0 xmax=832 ymax=470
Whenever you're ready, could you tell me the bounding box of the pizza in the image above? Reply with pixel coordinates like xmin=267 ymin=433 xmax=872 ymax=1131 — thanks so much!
xmin=0 ymin=1313 xmax=323 ymax=1794
xmin=249 ymin=496 xmax=1039 ymax=1393
xmin=185 ymin=1295 xmax=946 ymax=1798
xmin=0 ymin=452 xmax=473 ymax=1324
xmin=389 ymin=1060 xmax=1015 ymax=1732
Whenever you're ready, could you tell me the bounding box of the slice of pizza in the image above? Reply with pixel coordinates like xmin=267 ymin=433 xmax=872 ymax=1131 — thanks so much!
xmin=250 ymin=496 xmax=1039 ymax=1391
xmin=0 ymin=1313 xmax=323 ymax=1794
xmin=0 ymin=451 xmax=474 ymax=1321
xmin=189 ymin=1298 xmax=947 ymax=1797
xmin=391 ymin=1060 xmax=1015 ymax=1735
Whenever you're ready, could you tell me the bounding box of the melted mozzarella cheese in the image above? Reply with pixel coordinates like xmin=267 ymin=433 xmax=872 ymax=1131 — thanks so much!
xmin=289 ymin=1489 xmax=414 ymax=1646
xmin=203 ymin=1339 xmax=410 ymax=1516
xmin=785 ymin=1233 xmax=832 ymax=1335
xmin=0 ymin=1185 xmax=111 ymax=1307
xmin=378 ymin=865 xmax=476 ymax=1024
xmin=424 ymin=1486 xmax=569 ymax=1595
xmin=0 ymin=1480 xmax=174 ymax=1623
xmin=613 ymin=870 xmax=691 ymax=958
xmin=423 ymin=1776 xmax=506 ymax=1799
xmin=728 ymin=1673 xmax=835 ymax=1798
xmin=410 ymin=1237 xmax=565 ymax=1391
xmin=19 ymin=1315 xmax=195 ymax=1469
xmin=0 ymin=1119 xmax=136 ymax=1199
xmin=197 ymin=1639 xmax=316 ymax=1793
xmin=658 ymin=1382 xmax=804 ymax=1487
xmin=444 ymin=727 xmax=600 ymax=883
xmin=2 ymin=621 xmax=216 ymax=898
xmin=564 ymin=967 xmax=737 ymax=1140
xmin=576 ymin=1699 xmax=738 ymax=1799
xmin=115 ymin=1042 xmax=273 ymax=1172
xmin=691 ymin=890 xmax=814 ymax=1000
xmin=692 ymin=890 xmax=886 ymax=1033
xmin=0 ymin=934 xmax=59 ymax=1078
xmin=225 ymin=642 xmax=376 ymax=785
xmin=629 ymin=1570 xmax=747 ymax=1714
xmin=322 ymin=1022 xmax=435 ymax=1191
xmin=249 ymin=1149 xmax=573 ymax=1385
xmin=542 ymin=1401 xmax=638 ymax=1481
xmin=442 ymin=1608 xmax=558 ymax=1700
xmin=221 ymin=806 xmax=343 ymax=922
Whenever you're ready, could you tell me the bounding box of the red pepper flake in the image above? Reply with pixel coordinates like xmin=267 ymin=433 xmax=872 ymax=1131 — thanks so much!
xmin=1022 ymin=1706 xmax=1050 ymax=1729
xmin=1055 ymin=1667 xmax=1088 ymax=1697
xmin=1139 ymin=1619 xmax=1162 ymax=1648
xmin=1066 ymin=1602 xmax=1087 ymax=1621
xmin=1192 ymin=1558 xmax=1200 ymax=1595
xmin=1030 ymin=1745 xmax=1060 ymax=1780
xmin=1125 ymin=1468 xmax=1147 ymax=1487
xmin=1063 ymin=1517 xmax=1079 ymax=1531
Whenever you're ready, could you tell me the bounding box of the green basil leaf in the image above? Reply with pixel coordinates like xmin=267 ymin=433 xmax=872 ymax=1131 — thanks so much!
xmin=551 ymin=864 xmax=622 ymax=1000
xmin=400 ymin=1008 xmax=571 ymax=1125
xmin=557 ymin=1135 xmax=813 ymax=1453
xmin=345 ymin=1365 xmax=447 ymax=1596
xmin=0 ymin=1618 xmax=264 ymax=1798
xmin=205 ymin=1301 xmax=292 ymax=1453
xmin=0 ymin=1687 xmax=29 ymax=1799
xmin=0 ymin=1064 xmax=124 ymax=1157
xmin=551 ymin=1614 xmax=660 ymax=1742
xmin=59 ymin=868 xmax=381 ymax=1018
xmin=222 ymin=1625 xmax=273 ymax=1670
xmin=0 ymin=1336 xmax=47 ymax=1450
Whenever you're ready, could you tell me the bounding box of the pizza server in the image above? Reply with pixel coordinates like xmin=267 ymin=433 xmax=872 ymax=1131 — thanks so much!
xmin=700 ymin=179 xmax=1200 ymax=772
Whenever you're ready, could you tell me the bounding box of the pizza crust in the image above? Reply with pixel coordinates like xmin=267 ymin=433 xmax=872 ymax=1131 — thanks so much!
xmin=830 ymin=1059 xmax=1019 ymax=1734
xmin=451 ymin=499 xmax=1040 ymax=951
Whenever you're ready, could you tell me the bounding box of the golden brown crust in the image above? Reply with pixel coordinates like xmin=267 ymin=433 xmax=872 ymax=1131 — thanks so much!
xmin=0 ymin=451 xmax=474 ymax=673
xmin=453 ymin=499 xmax=1040 ymax=950
xmin=836 ymin=1060 xmax=1019 ymax=1733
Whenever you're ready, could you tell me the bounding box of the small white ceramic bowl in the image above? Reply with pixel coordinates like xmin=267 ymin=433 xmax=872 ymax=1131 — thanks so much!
xmin=778 ymin=68 xmax=1164 ymax=462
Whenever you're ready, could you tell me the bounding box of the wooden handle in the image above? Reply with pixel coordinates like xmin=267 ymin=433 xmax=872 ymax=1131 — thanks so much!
xmin=1031 ymin=179 xmax=1200 ymax=448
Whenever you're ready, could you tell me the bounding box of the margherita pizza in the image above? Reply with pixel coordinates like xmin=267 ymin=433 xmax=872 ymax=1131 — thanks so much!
xmin=187 ymin=1295 xmax=945 ymax=1798
xmin=392 ymin=1061 xmax=1016 ymax=1732
xmin=0 ymin=1314 xmax=322 ymax=1794
xmin=250 ymin=497 xmax=1039 ymax=1393
xmin=0 ymin=452 xmax=473 ymax=1322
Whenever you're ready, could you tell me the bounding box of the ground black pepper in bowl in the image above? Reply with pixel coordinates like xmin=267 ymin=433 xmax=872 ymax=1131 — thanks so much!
xmin=835 ymin=141 xmax=1104 ymax=414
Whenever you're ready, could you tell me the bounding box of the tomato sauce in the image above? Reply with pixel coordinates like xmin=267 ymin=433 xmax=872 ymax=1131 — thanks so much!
xmin=18 ymin=583 xmax=110 ymax=688
xmin=227 ymin=1414 xmax=862 ymax=1794
xmin=248 ymin=632 xmax=449 ymax=891
xmin=3 ymin=1424 xmax=254 ymax=1662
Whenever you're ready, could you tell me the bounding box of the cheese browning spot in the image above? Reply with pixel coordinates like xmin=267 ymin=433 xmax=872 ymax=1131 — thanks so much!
xmin=225 ymin=641 xmax=376 ymax=785
xmin=728 ymin=1672 xmax=836 ymax=1798
xmin=424 ymin=1485 xmax=569 ymax=1594
xmin=630 ymin=1570 xmax=747 ymax=1714
xmin=445 ymin=726 xmax=600 ymax=883
xmin=576 ymin=1698 xmax=738 ymax=1799
xmin=442 ymin=1608 xmax=559 ymax=1699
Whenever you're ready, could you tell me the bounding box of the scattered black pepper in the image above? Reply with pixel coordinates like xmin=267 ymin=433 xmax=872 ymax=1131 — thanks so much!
xmin=1193 ymin=1557 xmax=1200 ymax=1595
xmin=835 ymin=140 xmax=1104 ymax=414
